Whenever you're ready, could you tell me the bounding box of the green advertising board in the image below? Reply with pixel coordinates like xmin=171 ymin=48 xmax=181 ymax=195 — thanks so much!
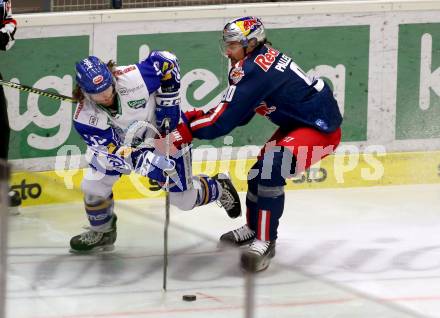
xmin=396 ymin=23 xmax=440 ymax=139
xmin=6 ymin=20 xmax=438 ymax=165
xmin=0 ymin=36 xmax=89 ymax=160
xmin=118 ymin=25 xmax=370 ymax=146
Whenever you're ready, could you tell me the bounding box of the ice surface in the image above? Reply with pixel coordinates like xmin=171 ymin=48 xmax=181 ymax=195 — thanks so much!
xmin=5 ymin=184 xmax=440 ymax=318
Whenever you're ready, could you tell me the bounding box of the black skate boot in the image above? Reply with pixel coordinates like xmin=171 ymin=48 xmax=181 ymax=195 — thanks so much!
xmin=241 ymin=239 xmax=276 ymax=272
xmin=213 ymin=173 xmax=241 ymax=218
xmin=219 ymin=224 xmax=256 ymax=247
xmin=70 ymin=214 xmax=117 ymax=253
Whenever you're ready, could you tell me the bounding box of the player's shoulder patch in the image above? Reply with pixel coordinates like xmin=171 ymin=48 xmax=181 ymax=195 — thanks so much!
xmin=228 ymin=59 xmax=255 ymax=85
xmin=253 ymin=46 xmax=280 ymax=72
xmin=113 ymin=65 xmax=137 ymax=77
xmin=229 ymin=64 xmax=245 ymax=85
xmin=73 ymin=101 xmax=84 ymax=120
xmin=114 ymin=64 xmax=146 ymax=88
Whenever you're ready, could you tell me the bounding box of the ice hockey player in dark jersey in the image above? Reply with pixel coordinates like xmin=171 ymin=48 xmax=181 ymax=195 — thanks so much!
xmin=170 ymin=16 xmax=343 ymax=272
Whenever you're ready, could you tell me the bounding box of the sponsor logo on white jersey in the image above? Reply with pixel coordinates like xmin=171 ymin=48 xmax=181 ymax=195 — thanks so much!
xmin=127 ymin=98 xmax=147 ymax=109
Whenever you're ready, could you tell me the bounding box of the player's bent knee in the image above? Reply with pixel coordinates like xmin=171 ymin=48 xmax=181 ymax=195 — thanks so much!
xmin=84 ymin=194 xmax=108 ymax=205
xmin=169 ymin=190 xmax=198 ymax=211
xmin=259 ymin=148 xmax=295 ymax=187
xmin=81 ymin=178 xmax=113 ymax=199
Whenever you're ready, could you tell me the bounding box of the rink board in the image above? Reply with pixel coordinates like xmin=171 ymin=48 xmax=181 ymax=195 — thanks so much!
xmin=5 ymin=1 xmax=440 ymax=171
xmin=9 ymin=150 xmax=440 ymax=206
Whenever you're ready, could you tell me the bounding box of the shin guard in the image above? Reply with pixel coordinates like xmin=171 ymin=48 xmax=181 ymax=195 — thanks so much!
xmin=85 ymin=193 xmax=114 ymax=231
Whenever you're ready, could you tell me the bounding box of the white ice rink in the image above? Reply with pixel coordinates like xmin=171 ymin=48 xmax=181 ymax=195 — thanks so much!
xmin=5 ymin=184 xmax=440 ymax=318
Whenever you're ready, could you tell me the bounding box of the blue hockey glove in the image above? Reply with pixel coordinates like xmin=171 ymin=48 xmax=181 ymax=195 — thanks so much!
xmin=134 ymin=149 xmax=186 ymax=191
xmin=155 ymin=90 xmax=181 ymax=132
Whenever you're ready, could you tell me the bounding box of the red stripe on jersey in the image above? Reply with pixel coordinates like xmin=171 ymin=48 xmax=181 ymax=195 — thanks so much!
xmin=257 ymin=209 xmax=271 ymax=241
xmin=190 ymin=102 xmax=228 ymax=131
xmin=265 ymin=210 xmax=271 ymax=241
xmin=257 ymin=210 xmax=263 ymax=240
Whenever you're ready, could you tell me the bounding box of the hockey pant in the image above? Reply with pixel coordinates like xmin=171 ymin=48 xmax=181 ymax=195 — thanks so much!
xmin=80 ymin=150 xmax=222 ymax=231
xmin=246 ymin=127 xmax=342 ymax=241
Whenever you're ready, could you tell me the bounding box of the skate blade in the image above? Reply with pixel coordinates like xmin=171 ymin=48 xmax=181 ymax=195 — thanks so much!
xmin=240 ymin=249 xmax=275 ymax=272
xmin=69 ymin=244 xmax=115 ymax=254
xmin=217 ymin=241 xmax=252 ymax=249
xmin=240 ymin=257 xmax=271 ymax=272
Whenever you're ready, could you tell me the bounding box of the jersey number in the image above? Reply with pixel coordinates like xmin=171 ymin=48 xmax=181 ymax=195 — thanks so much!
xmin=223 ymin=85 xmax=236 ymax=102
xmin=289 ymin=61 xmax=312 ymax=86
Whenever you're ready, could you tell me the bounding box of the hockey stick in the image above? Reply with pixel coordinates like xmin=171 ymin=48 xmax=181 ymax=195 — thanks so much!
xmin=0 ymin=80 xmax=77 ymax=103
xmin=163 ymin=119 xmax=171 ymax=291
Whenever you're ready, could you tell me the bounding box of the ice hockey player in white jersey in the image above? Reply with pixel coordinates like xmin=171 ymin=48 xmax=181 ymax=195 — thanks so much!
xmin=70 ymin=52 xmax=241 ymax=253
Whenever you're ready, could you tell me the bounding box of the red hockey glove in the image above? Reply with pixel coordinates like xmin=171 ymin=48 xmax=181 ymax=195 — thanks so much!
xmin=183 ymin=109 xmax=205 ymax=123
xmin=154 ymin=122 xmax=193 ymax=157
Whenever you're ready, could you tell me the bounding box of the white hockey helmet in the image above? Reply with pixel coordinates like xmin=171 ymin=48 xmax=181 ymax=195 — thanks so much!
xmin=222 ymin=16 xmax=266 ymax=48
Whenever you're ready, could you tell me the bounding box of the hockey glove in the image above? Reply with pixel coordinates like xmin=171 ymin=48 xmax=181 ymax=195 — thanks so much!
xmin=183 ymin=108 xmax=205 ymax=122
xmin=155 ymin=90 xmax=181 ymax=133
xmin=154 ymin=122 xmax=193 ymax=157
xmin=0 ymin=23 xmax=15 ymax=51
xmin=134 ymin=149 xmax=185 ymax=191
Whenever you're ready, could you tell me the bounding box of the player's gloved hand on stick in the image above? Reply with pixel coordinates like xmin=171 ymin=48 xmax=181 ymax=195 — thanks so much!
xmin=155 ymin=90 xmax=180 ymax=133
xmin=134 ymin=149 xmax=185 ymax=191
xmin=183 ymin=108 xmax=205 ymax=122
xmin=154 ymin=122 xmax=193 ymax=157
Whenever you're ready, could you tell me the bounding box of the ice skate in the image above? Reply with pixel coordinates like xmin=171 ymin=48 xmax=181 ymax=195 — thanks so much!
xmin=219 ymin=224 xmax=255 ymax=247
xmin=70 ymin=214 xmax=117 ymax=253
xmin=241 ymin=239 xmax=276 ymax=272
xmin=213 ymin=173 xmax=241 ymax=218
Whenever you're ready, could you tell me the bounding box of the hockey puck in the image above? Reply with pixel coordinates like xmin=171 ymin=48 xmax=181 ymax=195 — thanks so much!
xmin=8 ymin=190 xmax=21 ymax=207
xmin=182 ymin=294 xmax=196 ymax=301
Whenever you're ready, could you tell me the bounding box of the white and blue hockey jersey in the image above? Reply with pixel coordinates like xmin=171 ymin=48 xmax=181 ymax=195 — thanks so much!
xmin=73 ymin=51 xmax=180 ymax=174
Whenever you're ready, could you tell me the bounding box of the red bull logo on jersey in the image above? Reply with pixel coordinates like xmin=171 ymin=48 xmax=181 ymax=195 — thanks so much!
xmin=254 ymin=47 xmax=280 ymax=72
xmin=255 ymin=102 xmax=276 ymax=117
xmin=229 ymin=66 xmax=245 ymax=84
xmin=92 ymin=75 xmax=104 ymax=85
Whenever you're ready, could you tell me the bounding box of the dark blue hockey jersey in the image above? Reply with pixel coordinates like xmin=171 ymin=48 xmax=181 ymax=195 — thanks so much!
xmin=189 ymin=45 xmax=343 ymax=140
